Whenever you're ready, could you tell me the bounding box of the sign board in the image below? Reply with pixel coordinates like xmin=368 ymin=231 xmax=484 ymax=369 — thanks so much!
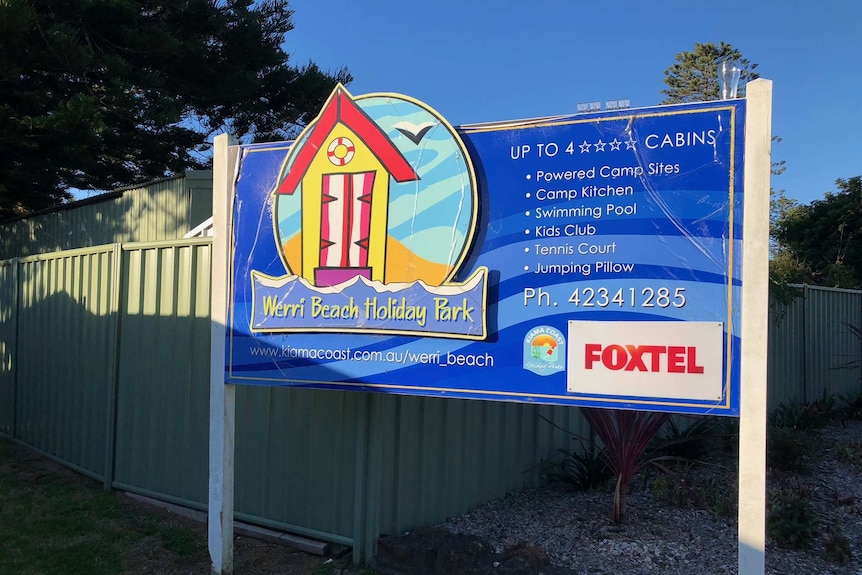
xmin=226 ymin=86 xmax=745 ymax=415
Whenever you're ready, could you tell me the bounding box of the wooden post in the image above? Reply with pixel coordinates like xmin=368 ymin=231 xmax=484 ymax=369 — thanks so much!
xmin=738 ymin=78 xmax=772 ymax=575
xmin=209 ymin=133 xmax=239 ymax=575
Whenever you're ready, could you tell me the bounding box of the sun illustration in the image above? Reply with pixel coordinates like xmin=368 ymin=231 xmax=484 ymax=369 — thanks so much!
xmin=530 ymin=334 xmax=559 ymax=362
xmin=531 ymin=335 xmax=558 ymax=349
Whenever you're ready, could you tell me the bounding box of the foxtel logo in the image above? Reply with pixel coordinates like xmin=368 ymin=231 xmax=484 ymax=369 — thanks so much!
xmin=584 ymin=344 xmax=705 ymax=374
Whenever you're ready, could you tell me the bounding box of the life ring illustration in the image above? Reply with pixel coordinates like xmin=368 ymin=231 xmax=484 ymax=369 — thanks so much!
xmin=326 ymin=136 xmax=355 ymax=166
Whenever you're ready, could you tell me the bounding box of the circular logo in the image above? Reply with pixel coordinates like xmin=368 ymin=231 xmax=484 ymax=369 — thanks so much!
xmin=523 ymin=326 xmax=566 ymax=376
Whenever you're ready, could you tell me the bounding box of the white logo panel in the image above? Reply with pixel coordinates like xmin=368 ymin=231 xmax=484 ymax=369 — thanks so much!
xmin=566 ymin=321 xmax=724 ymax=401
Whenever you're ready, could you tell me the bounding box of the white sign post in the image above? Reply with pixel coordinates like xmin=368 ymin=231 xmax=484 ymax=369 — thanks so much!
xmin=209 ymin=133 xmax=238 ymax=575
xmin=738 ymin=79 xmax=772 ymax=574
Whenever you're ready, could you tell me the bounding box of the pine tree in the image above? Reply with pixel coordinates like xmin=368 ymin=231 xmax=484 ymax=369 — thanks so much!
xmin=661 ymin=42 xmax=759 ymax=104
xmin=0 ymin=0 xmax=351 ymax=219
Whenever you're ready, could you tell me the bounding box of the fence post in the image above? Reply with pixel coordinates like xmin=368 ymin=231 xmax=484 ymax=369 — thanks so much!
xmin=102 ymin=244 xmax=123 ymax=491
xmin=11 ymin=259 xmax=20 ymax=439
xmin=352 ymin=392 xmax=370 ymax=563
xmin=802 ymin=284 xmax=809 ymax=401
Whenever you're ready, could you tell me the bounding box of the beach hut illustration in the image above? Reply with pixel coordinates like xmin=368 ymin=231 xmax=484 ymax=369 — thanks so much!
xmin=275 ymin=86 xmax=420 ymax=287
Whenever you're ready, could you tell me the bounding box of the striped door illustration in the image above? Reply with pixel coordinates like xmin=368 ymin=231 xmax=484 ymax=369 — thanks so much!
xmin=318 ymin=172 xmax=375 ymax=281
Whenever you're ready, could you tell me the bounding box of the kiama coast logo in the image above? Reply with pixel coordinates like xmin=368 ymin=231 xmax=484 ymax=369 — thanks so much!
xmin=523 ymin=326 xmax=566 ymax=376
xmin=249 ymin=85 xmax=487 ymax=339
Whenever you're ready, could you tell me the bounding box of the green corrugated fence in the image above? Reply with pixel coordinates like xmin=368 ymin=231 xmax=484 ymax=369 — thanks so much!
xmin=767 ymin=284 xmax=862 ymax=410
xmin=0 ymin=259 xmax=17 ymax=436
xmin=0 ymin=238 xmax=594 ymax=558
xmin=12 ymin=246 xmax=119 ymax=481
xmin=0 ymin=171 xmax=212 ymax=260
xmin=0 ymin=241 xmax=860 ymax=560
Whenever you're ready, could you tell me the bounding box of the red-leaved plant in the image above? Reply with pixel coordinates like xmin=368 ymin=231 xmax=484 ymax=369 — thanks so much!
xmin=581 ymin=407 xmax=671 ymax=523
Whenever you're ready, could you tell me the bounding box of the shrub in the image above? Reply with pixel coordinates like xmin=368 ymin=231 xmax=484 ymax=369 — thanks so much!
xmin=767 ymin=426 xmax=813 ymax=473
xmin=839 ymin=392 xmax=862 ymax=420
xmin=651 ymin=467 xmax=735 ymax=518
xmin=768 ymin=392 xmax=841 ymax=431
xmin=713 ymin=416 xmax=739 ymax=454
xmin=822 ymin=525 xmax=853 ymax=564
xmin=581 ymin=408 xmax=670 ymax=523
xmin=544 ymin=444 xmax=612 ymax=491
xmin=653 ymin=416 xmax=717 ymax=460
xmin=835 ymin=441 xmax=862 ymax=468
xmin=767 ymin=485 xmax=819 ymax=550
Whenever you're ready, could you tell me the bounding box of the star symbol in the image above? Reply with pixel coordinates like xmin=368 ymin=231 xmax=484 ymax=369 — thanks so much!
xmin=579 ymin=140 xmax=592 ymax=153
xmin=594 ymin=139 xmax=607 ymax=152
xmin=609 ymin=138 xmax=622 ymax=151
xmin=625 ymin=138 xmax=636 ymax=150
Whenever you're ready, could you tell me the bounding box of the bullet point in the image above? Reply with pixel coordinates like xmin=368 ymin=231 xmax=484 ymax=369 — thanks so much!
xmin=524 ymin=247 xmax=529 ymax=253
xmin=525 ymin=229 xmax=530 ymax=235
xmin=525 ymin=193 xmax=531 ymax=198
xmin=524 ymin=266 xmax=529 ymax=271
xmin=525 ymin=211 xmax=530 ymax=217
xmin=526 ymin=174 xmax=532 ymax=180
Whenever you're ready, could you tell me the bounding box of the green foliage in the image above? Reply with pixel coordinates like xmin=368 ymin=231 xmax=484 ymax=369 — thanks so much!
xmin=651 ymin=467 xmax=735 ymax=518
xmin=835 ymin=441 xmax=862 ymax=468
xmin=159 ymin=524 xmax=203 ymax=559
xmin=772 ymin=176 xmax=862 ymax=288
xmin=661 ymin=41 xmax=759 ymax=104
xmin=653 ymin=416 xmax=716 ymax=460
xmin=712 ymin=416 xmax=740 ymax=454
xmin=544 ymin=444 xmax=612 ymax=491
xmin=767 ymin=427 xmax=813 ymax=473
xmin=768 ymin=392 xmax=841 ymax=431
xmin=767 ymin=485 xmax=820 ymax=550
xmin=839 ymin=391 xmax=862 ymax=420
xmin=0 ymin=0 xmax=351 ymax=218
xmin=822 ymin=525 xmax=853 ymax=564
xmin=538 ymin=415 xmax=613 ymax=490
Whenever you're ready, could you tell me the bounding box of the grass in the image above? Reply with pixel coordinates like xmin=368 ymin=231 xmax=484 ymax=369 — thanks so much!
xmin=0 ymin=438 xmax=376 ymax=575
xmin=0 ymin=439 xmax=212 ymax=575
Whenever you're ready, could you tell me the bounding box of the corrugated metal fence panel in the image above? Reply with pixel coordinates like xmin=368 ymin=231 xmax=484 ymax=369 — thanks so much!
xmin=113 ymin=240 xmax=212 ymax=505
xmin=371 ymin=395 xmax=590 ymax=536
xmin=804 ymin=286 xmax=862 ymax=401
xmin=14 ymin=247 xmax=116 ymax=478
xmin=0 ymin=260 xmax=17 ymax=436
xmin=767 ymin=294 xmax=807 ymax=411
xmin=185 ymin=171 xmax=215 ymax=231
xmin=115 ymin=176 xmax=212 ymax=245
xmin=0 ymin=172 xmax=213 ymax=260
xmin=234 ymin=386 xmax=361 ymax=541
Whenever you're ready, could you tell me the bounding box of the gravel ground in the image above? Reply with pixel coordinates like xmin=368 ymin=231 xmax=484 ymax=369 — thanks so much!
xmin=444 ymin=420 xmax=862 ymax=575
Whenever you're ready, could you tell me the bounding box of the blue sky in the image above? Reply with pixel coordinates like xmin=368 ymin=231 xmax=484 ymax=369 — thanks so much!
xmin=284 ymin=0 xmax=861 ymax=206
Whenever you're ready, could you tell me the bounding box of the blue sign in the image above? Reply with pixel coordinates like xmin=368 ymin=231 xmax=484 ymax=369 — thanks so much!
xmin=227 ymin=86 xmax=745 ymax=416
